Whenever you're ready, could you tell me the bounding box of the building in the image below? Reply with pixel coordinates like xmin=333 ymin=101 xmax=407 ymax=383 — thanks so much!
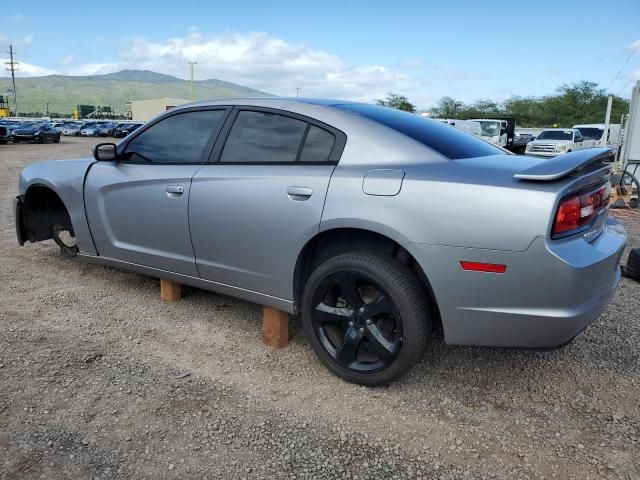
xmin=129 ymin=98 xmax=190 ymax=121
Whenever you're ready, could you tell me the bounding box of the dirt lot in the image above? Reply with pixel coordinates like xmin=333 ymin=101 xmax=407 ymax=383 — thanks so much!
xmin=1 ymin=137 xmax=639 ymax=479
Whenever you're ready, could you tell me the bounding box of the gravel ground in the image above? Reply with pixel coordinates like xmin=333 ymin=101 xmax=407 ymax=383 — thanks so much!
xmin=1 ymin=137 xmax=639 ymax=480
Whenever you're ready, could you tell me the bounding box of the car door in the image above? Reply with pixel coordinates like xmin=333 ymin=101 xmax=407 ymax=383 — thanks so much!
xmin=189 ymin=108 xmax=345 ymax=300
xmin=84 ymin=108 xmax=229 ymax=276
xmin=46 ymin=125 xmax=57 ymax=140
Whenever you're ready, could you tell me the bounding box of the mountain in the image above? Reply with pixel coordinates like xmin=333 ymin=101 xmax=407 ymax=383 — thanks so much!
xmin=0 ymin=69 xmax=271 ymax=115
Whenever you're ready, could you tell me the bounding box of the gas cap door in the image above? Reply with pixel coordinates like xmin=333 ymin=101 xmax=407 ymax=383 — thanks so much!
xmin=362 ymin=169 xmax=405 ymax=196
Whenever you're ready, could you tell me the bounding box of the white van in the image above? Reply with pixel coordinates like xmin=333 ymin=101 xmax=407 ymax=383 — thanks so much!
xmin=573 ymin=124 xmax=621 ymax=150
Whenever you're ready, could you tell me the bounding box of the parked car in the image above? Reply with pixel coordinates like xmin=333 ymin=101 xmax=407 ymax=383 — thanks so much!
xmin=51 ymin=122 xmax=67 ymax=132
xmin=97 ymin=123 xmax=117 ymax=137
xmin=511 ymin=132 xmax=535 ymax=154
xmin=12 ymin=122 xmax=61 ymax=143
xmin=0 ymin=124 xmax=10 ymax=144
xmin=61 ymin=124 xmax=82 ymax=136
xmin=525 ymin=128 xmax=594 ymax=157
xmin=113 ymin=123 xmax=143 ymax=138
xmin=80 ymin=124 xmax=103 ymax=137
xmin=13 ymin=99 xmax=626 ymax=385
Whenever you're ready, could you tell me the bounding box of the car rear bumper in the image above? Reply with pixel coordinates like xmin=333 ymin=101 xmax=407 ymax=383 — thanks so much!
xmin=405 ymin=218 xmax=626 ymax=348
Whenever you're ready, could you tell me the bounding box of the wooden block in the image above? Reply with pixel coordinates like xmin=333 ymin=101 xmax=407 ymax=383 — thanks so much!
xmin=262 ymin=306 xmax=289 ymax=348
xmin=160 ymin=279 xmax=182 ymax=302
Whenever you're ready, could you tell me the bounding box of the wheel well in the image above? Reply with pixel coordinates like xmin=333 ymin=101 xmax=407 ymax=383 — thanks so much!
xmin=19 ymin=185 xmax=74 ymax=244
xmin=293 ymin=228 xmax=442 ymax=333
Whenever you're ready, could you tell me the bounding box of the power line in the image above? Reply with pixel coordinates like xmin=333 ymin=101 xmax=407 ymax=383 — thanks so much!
xmin=605 ymin=48 xmax=637 ymax=92
xmin=615 ymin=78 xmax=634 ymax=97
xmin=4 ymin=44 xmax=19 ymax=115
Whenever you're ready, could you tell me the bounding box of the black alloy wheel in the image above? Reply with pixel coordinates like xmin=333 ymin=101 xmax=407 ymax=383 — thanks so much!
xmin=302 ymin=252 xmax=430 ymax=386
xmin=310 ymin=272 xmax=403 ymax=373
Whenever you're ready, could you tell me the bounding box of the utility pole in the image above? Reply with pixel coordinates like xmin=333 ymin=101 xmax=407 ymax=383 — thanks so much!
xmin=46 ymin=101 xmax=50 ymax=116
xmin=295 ymin=87 xmax=301 ymax=97
xmin=4 ymin=45 xmax=19 ymax=115
xmin=188 ymin=61 xmax=197 ymax=100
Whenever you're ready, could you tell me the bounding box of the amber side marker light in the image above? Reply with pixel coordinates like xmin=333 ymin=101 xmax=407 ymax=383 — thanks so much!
xmin=460 ymin=261 xmax=507 ymax=274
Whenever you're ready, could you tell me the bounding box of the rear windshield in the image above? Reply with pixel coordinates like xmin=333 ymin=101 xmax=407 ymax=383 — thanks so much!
xmin=334 ymin=104 xmax=504 ymax=159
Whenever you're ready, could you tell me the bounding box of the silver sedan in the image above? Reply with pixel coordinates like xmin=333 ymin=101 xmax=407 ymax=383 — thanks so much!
xmin=13 ymin=98 xmax=626 ymax=385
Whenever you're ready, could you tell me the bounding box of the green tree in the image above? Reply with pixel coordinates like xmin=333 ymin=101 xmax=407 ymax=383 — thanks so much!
xmin=376 ymin=93 xmax=416 ymax=113
xmin=430 ymin=96 xmax=463 ymax=117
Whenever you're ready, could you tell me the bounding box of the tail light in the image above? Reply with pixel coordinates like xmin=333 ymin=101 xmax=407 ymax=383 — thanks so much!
xmin=552 ymin=183 xmax=610 ymax=238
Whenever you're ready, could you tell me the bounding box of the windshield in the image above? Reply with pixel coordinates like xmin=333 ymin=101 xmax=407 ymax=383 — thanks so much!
xmin=476 ymin=121 xmax=500 ymax=137
xmin=536 ymin=130 xmax=573 ymax=141
xmin=576 ymin=127 xmax=603 ymax=140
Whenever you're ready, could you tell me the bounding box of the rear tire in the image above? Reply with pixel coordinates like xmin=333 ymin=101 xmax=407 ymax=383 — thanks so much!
xmin=301 ymin=252 xmax=431 ymax=386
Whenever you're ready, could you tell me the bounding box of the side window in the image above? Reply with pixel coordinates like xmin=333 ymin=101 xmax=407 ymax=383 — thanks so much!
xmin=574 ymin=131 xmax=582 ymax=141
xmin=299 ymin=125 xmax=335 ymax=162
xmin=220 ymin=111 xmax=307 ymax=163
xmin=124 ymin=110 xmax=225 ymax=164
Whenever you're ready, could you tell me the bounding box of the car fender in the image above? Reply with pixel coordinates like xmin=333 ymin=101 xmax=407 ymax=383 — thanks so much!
xmin=18 ymin=158 xmax=97 ymax=254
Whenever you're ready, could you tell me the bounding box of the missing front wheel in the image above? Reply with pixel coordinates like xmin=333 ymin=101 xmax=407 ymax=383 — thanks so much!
xmin=51 ymin=224 xmax=79 ymax=259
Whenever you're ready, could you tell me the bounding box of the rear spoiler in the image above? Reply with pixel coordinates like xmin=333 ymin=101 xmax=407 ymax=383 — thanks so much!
xmin=514 ymin=148 xmax=612 ymax=181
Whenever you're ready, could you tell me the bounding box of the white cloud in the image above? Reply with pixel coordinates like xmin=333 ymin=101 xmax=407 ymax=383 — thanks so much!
xmin=0 ymin=58 xmax=56 ymax=77
xmin=104 ymin=32 xmax=430 ymax=104
xmin=65 ymin=62 xmax=120 ymax=76
xmin=10 ymin=13 xmax=24 ymax=23
xmin=3 ymin=31 xmax=482 ymax=107
xmin=630 ymin=40 xmax=640 ymax=51
xmin=632 ymin=70 xmax=640 ymax=81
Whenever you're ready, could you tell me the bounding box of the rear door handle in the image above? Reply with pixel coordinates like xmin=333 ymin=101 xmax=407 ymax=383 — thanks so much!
xmin=166 ymin=185 xmax=184 ymax=197
xmin=287 ymin=186 xmax=313 ymax=200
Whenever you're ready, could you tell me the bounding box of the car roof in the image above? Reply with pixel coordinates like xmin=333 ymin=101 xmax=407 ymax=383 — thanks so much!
xmin=172 ymin=97 xmax=361 ymax=112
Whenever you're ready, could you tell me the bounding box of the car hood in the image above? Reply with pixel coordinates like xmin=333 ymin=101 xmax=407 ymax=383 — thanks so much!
xmin=531 ymin=139 xmax=572 ymax=144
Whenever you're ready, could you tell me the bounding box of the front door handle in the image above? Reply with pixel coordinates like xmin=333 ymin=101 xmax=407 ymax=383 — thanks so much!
xmin=287 ymin=186 xmax=313 ymax=200
xmin=166 ymin=185 xmax=184 ymax=197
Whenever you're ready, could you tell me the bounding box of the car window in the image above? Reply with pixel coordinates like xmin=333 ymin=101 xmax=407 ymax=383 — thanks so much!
xmin=574 ymin=131 xmax=582 ymax=141
xmin=335 ymin=104 xmax=504 ymax=159
xmin=220 ymin=111 xmax=307 ymax=163
xmin=299 ymin=125 xmax=335 ymax=162
xmin=124 ymin=110 xmax=225 ymax=164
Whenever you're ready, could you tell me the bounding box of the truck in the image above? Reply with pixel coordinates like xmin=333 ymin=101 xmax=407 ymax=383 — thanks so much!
xmin=573 ymin=123 xmax=621 ymax=153
xmin=525 ymin=128 xmax=594 ymax=157
xmin=467 ymin=118 xmax=507 ymax=147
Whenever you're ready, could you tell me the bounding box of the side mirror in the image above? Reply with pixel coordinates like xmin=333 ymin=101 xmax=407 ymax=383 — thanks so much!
xmin=93 ymin=143 xmax=117 ymax=161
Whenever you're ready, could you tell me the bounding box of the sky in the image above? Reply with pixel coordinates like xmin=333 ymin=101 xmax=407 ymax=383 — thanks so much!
xmin=1 ymin=0 xmax=639 ymax=109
